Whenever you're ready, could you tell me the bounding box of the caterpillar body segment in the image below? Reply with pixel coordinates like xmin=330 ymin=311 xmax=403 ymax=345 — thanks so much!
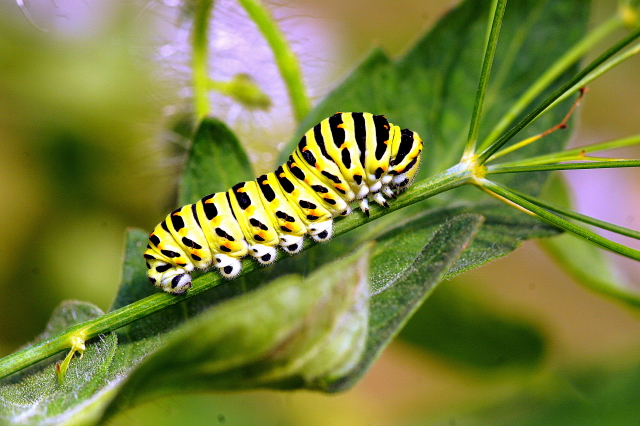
xmin=145 ymin=112 xmax=423 ymax=294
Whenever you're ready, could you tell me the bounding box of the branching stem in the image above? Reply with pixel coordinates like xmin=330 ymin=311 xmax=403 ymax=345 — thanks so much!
xmin=464 ymin=0 xmax=507 ymax=157
xmin=0 ymin=165 xmax=473 ymax=380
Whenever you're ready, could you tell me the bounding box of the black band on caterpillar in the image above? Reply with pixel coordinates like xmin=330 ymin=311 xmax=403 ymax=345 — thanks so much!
xmin=145 ymin=112 xmax=423 ymax=294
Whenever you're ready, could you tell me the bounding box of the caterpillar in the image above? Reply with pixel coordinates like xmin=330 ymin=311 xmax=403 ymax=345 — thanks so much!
xmin=144 ymin=112 xmax=423 ymax=294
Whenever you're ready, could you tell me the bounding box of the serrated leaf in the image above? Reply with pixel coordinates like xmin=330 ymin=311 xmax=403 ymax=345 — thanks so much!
xmin=178 ymin=117 xmax=254 ymax=206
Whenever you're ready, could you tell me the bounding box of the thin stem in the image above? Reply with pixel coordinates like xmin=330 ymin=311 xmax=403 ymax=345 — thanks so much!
xmin=543 ymin=39 xmax=640 ymax=113
xmin=477 ymin=24 xmax=640 ymax=165
xmin=0 ymin=165 xmax=473 ymax=379
xmin=490 ymin=133 xmax=640 ymax=168
xmin=486 ymin=159 xmax=640 ymax=174
xmin=192 ymin=0 xmax=215 ymax=121
xmin=487 ymin=87 xmax=586 ymax=162
xmin=478 ymin=15 xmax=622 ymax=151
xmin=506 ymin=188 xmax=640 ymax=240
xmin=237 ymin=0 xmax=311 ymax=122
xmin=479 ymin=179 xmax=640 ymax=260
xmin=464 ymin=0 xmax=507 ymax=157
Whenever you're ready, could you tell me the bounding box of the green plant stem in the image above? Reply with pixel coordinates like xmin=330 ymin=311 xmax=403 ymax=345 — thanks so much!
xmin=192 ymin=0 xmax=215 ymax=121
xmin=486 ymin=159 xmax=640 ymax=174
xmin=488 ymin=133 xmax=640 ymax=168
xmin=543 ymin=39 xmax=640 ymax=113
xmin=476 ymin=24 xmax=640 ymax=165
xmin=479 ymin=179 xmax=640 ymax=261
xmin=0 ymin=164 xmax=473 ymax=380
xmin=464 ymin=0 xmax=507 ymax=157
xmin=505 ymin=188 xmax=640 ymax=240
xmin=237 ymin=0 xmax=311 ymax=122
xmin=478 ymin=15 xmax=623 ymax=151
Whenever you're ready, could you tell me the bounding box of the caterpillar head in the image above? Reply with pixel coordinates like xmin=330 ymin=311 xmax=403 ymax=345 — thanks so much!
xmin=387 ymin=128 xmax=423 ymax=191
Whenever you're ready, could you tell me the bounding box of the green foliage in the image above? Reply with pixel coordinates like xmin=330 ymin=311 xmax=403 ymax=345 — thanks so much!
xmin=5 ymin=0 xmax=638 ymax=424
xmin=417 ymin=362 xmax=640 ymax=426
xmin=179 ymin=117 xmax=254 ymax=206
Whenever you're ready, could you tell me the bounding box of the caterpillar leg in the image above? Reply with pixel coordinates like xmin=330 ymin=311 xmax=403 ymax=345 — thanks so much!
xmin=250 ymin=244 xmax=278 ymax=264
xmin=359 ymin=198 xmax=370 ymax=217
xmin=356 ymin=185 xmax=369 ymax=199
xmin=280 ymin=234 xmax=304 ymax=254
xmin=309 ymin=219 xmax=333 ymax=242
xmin=148 ymin=259 xmax=192 ymax=294
xmin=381 ymin=185 xmax=395 ymax=199
xmin=369 ymin=181 xmax=382 ymax=193
xmin=373 ymin=192 xmax=389 ymax=208
xmin=214 ymin=253 xmax=243 ymax=278
xmin=340 ymin=206 xmax=353 ymax=216
xmin=168 ymin=274 xmax=192 ymax=295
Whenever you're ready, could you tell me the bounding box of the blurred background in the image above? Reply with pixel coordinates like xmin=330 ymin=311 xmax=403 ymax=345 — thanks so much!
xmin=0 ymin=0 xmax=639 ymax=424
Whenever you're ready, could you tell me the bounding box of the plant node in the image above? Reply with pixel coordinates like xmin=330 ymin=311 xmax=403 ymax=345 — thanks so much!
xmin=56 ymin=330 xmax=88 ymax=384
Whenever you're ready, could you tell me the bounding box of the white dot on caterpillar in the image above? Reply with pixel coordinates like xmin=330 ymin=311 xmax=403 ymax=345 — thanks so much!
xmin=357 ymin=185 xmax=369 ymax=199
xmin=370 ymin=181 xmax=382 ymax=193
xmin=170 ymin=274 xmax=192 ymax=295
xmin=309 ymin=219 xmax=333 ymax=242
xmin=218 ymin=260 xmax=242 ymax=278
xmin=250 ymin=244 xmax=277 ymax=264
xmin=281 ymin=241 xmax=303 ymax=254
xmin=280 ymin=235 xmax=304 ymax=254
xmin=160 ymin=268 xmax=188 ymax=292
xmin=393 ymin=174 xmax=408 ymax=185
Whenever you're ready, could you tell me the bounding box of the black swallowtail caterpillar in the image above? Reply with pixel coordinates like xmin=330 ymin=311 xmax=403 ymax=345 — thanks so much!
xmin=144 ymin=112 xmax=423 ymax=294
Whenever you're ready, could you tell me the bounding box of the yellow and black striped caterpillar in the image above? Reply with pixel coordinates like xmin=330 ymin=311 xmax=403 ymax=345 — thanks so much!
xmin=144 ymin=112 xmax=423 ymax=294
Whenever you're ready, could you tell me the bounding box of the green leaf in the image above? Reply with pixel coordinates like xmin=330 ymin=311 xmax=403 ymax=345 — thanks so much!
xmin=362 ymin=204 xmax=551 ymax=373
xmin=104 ymin=244 xmax=371 ymax=414
xmin=417 ymin=362 xmax=640 ymax=426
xmin=0 ymin=236 xmax=372 ymax=425
xmin=178 ymin=117 xmax=254 ymax=206
xmin=328 ymin=214 xmax=485 ymax=391
xmin=400 ymin=283 xmax=545 ymax=371
xmin=0 ymin=0 xmax=596 ymax=422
